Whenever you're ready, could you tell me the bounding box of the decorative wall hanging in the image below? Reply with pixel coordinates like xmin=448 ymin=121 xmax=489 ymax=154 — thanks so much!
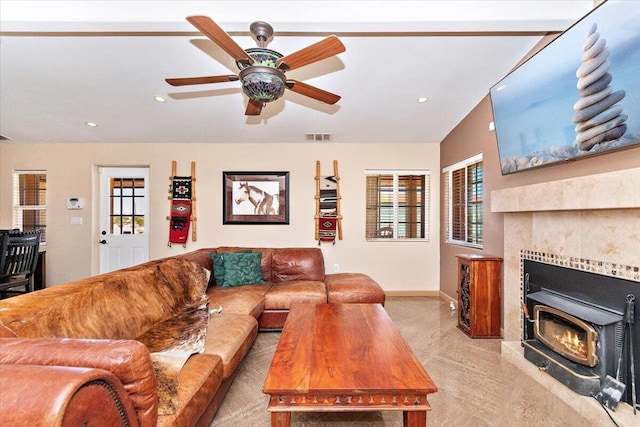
xmin=223 ymin=171 xmax=289 ymax=224
xmin=315 ymin=160 xmax=342 ymax=244
xmin=167 ymin=161 xmax=197 ymax=247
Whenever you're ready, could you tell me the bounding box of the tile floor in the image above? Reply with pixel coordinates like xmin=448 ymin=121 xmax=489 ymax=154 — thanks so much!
xmin=211 ymin=297 xmax=598 ymax=426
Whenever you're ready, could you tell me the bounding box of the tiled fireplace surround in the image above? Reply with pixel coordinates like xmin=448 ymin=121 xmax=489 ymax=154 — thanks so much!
xmin=491 ymin=167 xmax=640 ymax=426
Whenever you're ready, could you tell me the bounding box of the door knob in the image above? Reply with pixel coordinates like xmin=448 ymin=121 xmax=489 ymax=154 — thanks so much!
xmin=99 ymin=239 xmax=107 ymax=244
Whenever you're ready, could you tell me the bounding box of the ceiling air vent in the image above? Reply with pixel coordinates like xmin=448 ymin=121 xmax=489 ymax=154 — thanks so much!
xmin=305 ymin=133 xmax=332 ymax=142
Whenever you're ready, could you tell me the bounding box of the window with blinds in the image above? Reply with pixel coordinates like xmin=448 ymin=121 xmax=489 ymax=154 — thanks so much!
xmin=13 ymin=170 xmax=47 ymax=243
xmin=443 ymin=154 xmax=483 ymax=247
xmin=365 ymin=170 xmax=430 ymax=241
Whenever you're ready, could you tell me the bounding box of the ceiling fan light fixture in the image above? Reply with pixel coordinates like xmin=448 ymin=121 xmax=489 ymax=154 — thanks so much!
xmin=168 ymin=17 xmax=345 ymax=115
xmin=236 ymin=48 xmax=283 ymax=71
xmin=239 ymin=66 xmax=286 ymax=103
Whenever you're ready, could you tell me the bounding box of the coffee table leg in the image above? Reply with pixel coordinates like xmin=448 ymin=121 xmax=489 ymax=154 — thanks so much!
xmin=271 ymin=412 xmax=291 ymax=427
xmin=403 ymin=410 xmax=427 ymax=427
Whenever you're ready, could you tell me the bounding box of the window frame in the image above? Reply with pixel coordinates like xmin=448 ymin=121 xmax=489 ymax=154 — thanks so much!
xmin=443 ymin=153 xmax=483 ymax=248
xmin=364 ymin=169 xmax=430 ymax=242
xmin=12 ymin=169 xmax=47 ymax=244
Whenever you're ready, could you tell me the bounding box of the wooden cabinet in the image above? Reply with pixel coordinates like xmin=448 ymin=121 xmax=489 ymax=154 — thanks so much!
xmin=456 ymin=254 xmax=502 ymax=338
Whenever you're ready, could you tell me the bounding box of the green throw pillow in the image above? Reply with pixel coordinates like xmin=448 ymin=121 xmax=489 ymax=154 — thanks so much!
xmin=211 ymin=250 xmax=251 ymax=285
xmin=222 ymin=251 xmax=265 ymax=287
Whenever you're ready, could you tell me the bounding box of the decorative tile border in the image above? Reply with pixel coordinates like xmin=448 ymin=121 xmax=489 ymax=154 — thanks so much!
xmin=520 ymin=250 xmax=640 ymax=282
xmin=517 ymin=250 xmax=640 ymax=340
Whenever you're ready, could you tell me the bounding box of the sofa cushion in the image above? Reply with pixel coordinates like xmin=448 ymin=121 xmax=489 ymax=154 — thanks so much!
xmin=215 ymin=247 xmax=274 ymax=283
xmin=325 ymin=273 xmax=386 ymax=305
xmin=221 ymin=252 xmax=265 ymax=287
xmin=204 ymin=313 xmax=258 ymax=379
xmin=156 ymin=353 xmax=223 ymax=427
xmin=207 ymin=284 xmax=269 ymax=318
xmin=211 ymin=250 xmax=251 ymax=285
xmin=272 ymin=248 xmax=325 ymax=283
xmin=264 ymin=280 xmax=327 ymax=310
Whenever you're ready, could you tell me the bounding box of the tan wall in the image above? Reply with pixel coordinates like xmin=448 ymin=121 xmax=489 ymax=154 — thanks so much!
xmin=439 ymin=96 xmax=640 ymax=305
xmin=0 ymin=142 xmax=440 ymax=290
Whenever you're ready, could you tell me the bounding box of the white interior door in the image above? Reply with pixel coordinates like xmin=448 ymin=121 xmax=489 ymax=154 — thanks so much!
xmin=99 ymin=167 xmax=150 ymax=273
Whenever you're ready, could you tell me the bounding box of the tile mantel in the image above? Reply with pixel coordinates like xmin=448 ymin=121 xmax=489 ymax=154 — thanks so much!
xmin=491 ymin=167 xmax=640 ymax=213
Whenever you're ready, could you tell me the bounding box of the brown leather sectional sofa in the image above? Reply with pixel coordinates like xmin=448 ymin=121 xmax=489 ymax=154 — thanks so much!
xmin=0 ymin=247 xmax=384 ymax=426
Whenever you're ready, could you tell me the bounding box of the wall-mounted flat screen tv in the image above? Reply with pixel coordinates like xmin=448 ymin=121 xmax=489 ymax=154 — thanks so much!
xmin=490 ymin=0 xmax=639 ymax=175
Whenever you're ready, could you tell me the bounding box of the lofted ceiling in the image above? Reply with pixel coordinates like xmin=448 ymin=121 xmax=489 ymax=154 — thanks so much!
xmin=0 ymin=1 xmax=595 ymax=144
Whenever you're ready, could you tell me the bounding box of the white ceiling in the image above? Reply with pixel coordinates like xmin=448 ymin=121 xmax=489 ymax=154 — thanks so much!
xmin=0 ymin=1 xmax=595 ymax=144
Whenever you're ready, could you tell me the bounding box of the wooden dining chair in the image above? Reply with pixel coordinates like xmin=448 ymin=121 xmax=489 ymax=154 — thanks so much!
xmin=0 ymin=230 xmax=42 ymax=299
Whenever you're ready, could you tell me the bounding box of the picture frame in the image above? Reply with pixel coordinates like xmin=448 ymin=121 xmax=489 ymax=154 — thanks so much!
xmin=223 ymin=171 xmax=289 ymax=224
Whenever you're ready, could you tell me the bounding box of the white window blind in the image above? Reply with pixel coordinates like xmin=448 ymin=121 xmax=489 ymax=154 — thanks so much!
xmin=13 ymin=170 xmax=47 ymax=243
xmin=443 ymin=154 xmax=483 ymax=247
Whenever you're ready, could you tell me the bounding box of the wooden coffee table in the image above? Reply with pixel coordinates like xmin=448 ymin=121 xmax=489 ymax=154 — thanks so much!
xmin=263 ymin=303 xmax=437 ymax=426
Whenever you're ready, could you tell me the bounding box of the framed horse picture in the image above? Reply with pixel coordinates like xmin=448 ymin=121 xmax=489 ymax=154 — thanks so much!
xmin=223 ymin=171 xmax=290 ymax=224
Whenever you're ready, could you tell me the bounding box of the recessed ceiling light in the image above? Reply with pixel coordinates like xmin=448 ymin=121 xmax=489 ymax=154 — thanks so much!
xmin=85 ymin=121 xmax=98 ymax=127
xmin=417 ymin=96 xmax=429 ymax=103
xmin=154 ymin=96 xmax=166 ymax=103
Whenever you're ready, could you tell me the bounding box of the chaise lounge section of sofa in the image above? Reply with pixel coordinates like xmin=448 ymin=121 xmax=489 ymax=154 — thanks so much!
xmin=0 ymin=246 xmax=384 ymax=426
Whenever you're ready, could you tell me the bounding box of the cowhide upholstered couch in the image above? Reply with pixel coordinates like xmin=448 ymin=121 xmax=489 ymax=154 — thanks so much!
xmin=0 ymin=246 xmax=384 ymax=427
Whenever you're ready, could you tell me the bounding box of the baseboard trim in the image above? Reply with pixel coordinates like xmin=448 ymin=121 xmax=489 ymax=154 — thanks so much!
xmin=385 ymin=291 xmax=458 ymax=310
xmin=385 ymin=290 xmax=440 ymax=297
xmin=439 ymin=291 xmax=457 ymax=305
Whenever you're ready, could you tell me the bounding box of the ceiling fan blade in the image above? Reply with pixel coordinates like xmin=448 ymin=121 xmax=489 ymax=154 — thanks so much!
xmin=245 ymin=99 xmax=263 ymax=116
xmin=276 ymin=36 xmax=345 ymax=71
xmin=286 ymin=80 xmax=341 ymax=105
xmin=186 ymin=16 xmax=254 ymax=64
xmin=165 ymin=75 xmax=239 ymax=86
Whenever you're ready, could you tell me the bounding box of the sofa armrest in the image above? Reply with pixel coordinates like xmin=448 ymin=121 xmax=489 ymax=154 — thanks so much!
xmin=0 ymin=364 xmax=139 ymax=427
xmin=0 ymin=337 xmax=157 ymax=427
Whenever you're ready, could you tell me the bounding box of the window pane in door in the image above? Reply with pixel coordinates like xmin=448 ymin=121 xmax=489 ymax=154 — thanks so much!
xmin=109 ymin=177 xmax=145 ymax=235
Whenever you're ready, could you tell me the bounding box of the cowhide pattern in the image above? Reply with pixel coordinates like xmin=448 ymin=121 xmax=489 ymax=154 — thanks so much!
xmin=137 ymin=297 xmax=210 ymax=415
xmin=0 ymin=257 xmax=212 ymax=416
xmin=0 ymin=258 xmax=210 ymax=340
xmin=136 ymin=299 xmax=209 ymax=353
xmin=150 ymin=352 xmax=190 ymax=415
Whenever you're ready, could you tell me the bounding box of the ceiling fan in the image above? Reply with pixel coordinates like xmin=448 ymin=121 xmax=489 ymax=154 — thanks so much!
xmin=166 ymin=16 xmax=346 ymax=116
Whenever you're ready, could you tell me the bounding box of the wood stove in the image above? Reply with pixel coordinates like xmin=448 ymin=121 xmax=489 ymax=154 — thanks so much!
xmin=522 ymin=260 xmax=639 ymax=408
xmin=534 ymin=305 xmax=599 ymax=367
xmin=523 ymin=287 xmax=623 ymax=396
